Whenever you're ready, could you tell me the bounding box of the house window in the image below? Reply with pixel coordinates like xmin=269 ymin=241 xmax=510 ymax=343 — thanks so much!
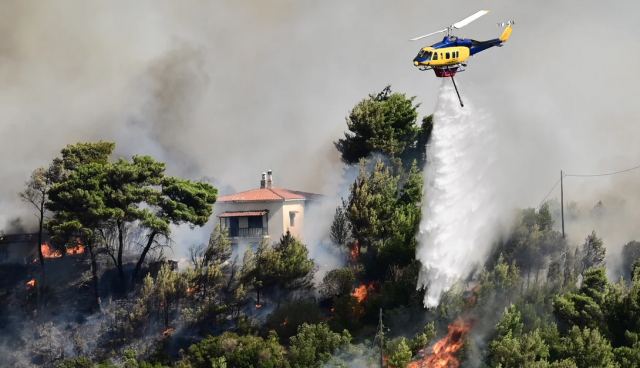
xmin=289 ymin=211 xmax=296 ymax=227
xmin=248 ymin=216 xmax=263 ymax=229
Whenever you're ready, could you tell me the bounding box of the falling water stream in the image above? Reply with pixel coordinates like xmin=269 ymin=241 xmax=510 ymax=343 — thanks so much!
xmin=417 ymin=81 xmax=503 ymax=307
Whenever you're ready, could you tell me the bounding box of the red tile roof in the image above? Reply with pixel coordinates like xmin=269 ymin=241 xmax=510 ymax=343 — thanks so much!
xmin=218 ymin=187 xmax=316 ymax=202
xmin=218 ymin=210 xmax=268 ymax=217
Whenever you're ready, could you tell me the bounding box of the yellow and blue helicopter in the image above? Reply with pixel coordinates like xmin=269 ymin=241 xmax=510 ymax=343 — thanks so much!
xmin=411 ymin=10 xmax=513 ymax=106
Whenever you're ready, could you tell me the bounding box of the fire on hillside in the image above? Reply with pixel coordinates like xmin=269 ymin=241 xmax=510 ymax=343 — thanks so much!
xmin=408 ymin=319 xmax=473 ymax=368
xmin=39 ymin=241 xmax=85 ymax=259
xmin=26 ymin=278 xmax=36 ymax=289
xmin=352 ymin=282 xmax=375 ymax=303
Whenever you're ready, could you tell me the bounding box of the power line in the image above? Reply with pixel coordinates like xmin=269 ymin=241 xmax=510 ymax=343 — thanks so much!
xmin=538 ymin=177 xmax=561 ymax=208
xmin=537 ymin=161 xmax=640 ymax=207
xmin=564 ymin=163 xmax=640 ymax=177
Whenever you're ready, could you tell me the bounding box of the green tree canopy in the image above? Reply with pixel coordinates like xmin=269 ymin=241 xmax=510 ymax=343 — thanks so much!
xmin=581 ymin=231 xmax=606 ymax=273
xmin=181 ymin=331 xmax=289 ymax=368
xmin=335 ymin=86 xmax=431 ymax=166
xmin=242 ymin=231 xmax=315 ymax=305
xmin=622 ymin=241 xmax=640 ymax=280
xmin=46 ymin=142 xmax=217 ymax=290
xmin=558 ymin=326 xmax=617 ymax=368
xmin=488 ymin=306 xmax=551 ymax=367
xmin=288 ymin=323 xmax=351 ymax=368
xmin=554 ymin=267 xmax=609 ymax=333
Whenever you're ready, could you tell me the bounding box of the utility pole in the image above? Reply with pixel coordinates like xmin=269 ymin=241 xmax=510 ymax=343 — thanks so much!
xmin=560 ymin=170 xmax=565 ymax=238
xmin=377 ymin=308 xmax=384 ymax=367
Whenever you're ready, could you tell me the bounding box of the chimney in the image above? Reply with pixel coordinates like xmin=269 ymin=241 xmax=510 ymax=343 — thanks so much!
xmin=267 ymin=169 xmax=273 ymax=189
xmin=260 ymin=172 xmax=267 ymax=189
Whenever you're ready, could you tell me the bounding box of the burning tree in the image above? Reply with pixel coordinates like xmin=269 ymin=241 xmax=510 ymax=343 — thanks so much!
xmin=46 ymin=141 xmax=217 ymax=298
xmin=20 ymin=166 xmax=56 ymax=287
xmin=408 ymin=319 xmax=472 ymax=368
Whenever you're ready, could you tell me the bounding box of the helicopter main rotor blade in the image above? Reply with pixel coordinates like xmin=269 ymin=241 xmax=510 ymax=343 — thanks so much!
xmin=409 ymin=28 xmax=447 ymax=41
xmin=452 ymin=10 xmax=489 ymax=29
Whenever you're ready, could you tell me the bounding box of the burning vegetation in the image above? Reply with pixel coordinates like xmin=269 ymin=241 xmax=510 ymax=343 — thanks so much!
xmin=4 ymin=84 xmax=639 ymax=368
xmin=351 ymin=282 xmax=375 ymax=303
xmin=26 ymin=278 xmax=36 ymax=289
xmin=40 ymin=242 xmax=62 ymax=259
xmin=349 ymin=241 xmax=360 ymax=262
xmin=39 ymin=241 xmax=85 ymax=259
xmin=65 ymin=241 xmax=85 ymax=255
xmin=408 ymin=319 xmax=472 ymax=368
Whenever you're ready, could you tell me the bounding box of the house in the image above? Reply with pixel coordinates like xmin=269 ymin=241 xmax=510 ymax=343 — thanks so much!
xmin=216 ymin=170 xmax=319 ymax=244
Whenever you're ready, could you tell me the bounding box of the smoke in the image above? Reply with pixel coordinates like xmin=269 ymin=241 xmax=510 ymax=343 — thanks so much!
xmin=417 ymin=83 xmax=511 ymax=307
xmin=1 ymin=0 xmax=640 ymax=302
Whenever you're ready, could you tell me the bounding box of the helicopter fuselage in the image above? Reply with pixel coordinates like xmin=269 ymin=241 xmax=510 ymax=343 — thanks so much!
xmin=412 ymin=24 xmax=512 ymax=77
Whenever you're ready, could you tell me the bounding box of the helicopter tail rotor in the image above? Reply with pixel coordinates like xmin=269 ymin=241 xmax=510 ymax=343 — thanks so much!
xmin=497 ymin=20 xmax=515 ymax=28
xmin=498 ymin=21 xmax=514 ymax=42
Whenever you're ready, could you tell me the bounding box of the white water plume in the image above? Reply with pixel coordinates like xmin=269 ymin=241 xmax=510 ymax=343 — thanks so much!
xmin=417 ymin=82 xmax=506 ymax=307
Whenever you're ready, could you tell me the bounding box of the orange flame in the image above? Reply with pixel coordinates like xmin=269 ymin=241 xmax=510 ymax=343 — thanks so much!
xmin=408 ymin=319 xmax=472 ymax=368
xmin=255 ymin=304 xmax=263 ymax=309
xmin=66 ymin=241 xmax=85 ymax=255
xmin=26 ymin=279 xmax=37 ymax=289
xmin=41 ymin=243 xmax=62 ymax=258
xmin=351 ymin=283 xmax=375 ymax=303
xmin=186 ymin=286 xmax=197 ymax=296
xmin=350 ymin=241 xmax=360 ymax=262
xmin=162 ymin=327 xmax=175 ymax=337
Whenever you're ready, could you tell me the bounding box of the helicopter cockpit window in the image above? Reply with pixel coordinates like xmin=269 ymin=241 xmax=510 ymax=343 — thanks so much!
xmin=417 ymin=50 xmax=432 ymax=60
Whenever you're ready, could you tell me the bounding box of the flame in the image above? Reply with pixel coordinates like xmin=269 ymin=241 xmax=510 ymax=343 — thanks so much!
xmin=66 ymin=241 xmax=85 ymax=255
xmin=41 ymin=243 xmax=62 ymax=258
xmin=351 ymin=282 xmax=375 ymax=303
xmin=281 ymin=318 xmax=288 ymax=327
xmin=186 ymin=286 xmax=197 ymax=296
xmin=26 ymin=279 xmax=36 ymax=289
xmin=255 ymin=304 xmax=263 ymax=309
xmin=350 ymin=241 xmax=360 ymax=261
xmin=408 ymin=319 xmax=472 ymax=368
xmin=162 ymin=327 xmax=175 ymax=337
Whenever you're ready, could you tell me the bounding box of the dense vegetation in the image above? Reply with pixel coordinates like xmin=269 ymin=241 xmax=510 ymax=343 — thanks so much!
xmin=5 ymin=86 xmax=640 ymax=367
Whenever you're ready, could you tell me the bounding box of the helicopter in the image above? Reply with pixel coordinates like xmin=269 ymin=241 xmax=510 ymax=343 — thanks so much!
xmin=410 ymin=10 xmax=513 ymax=107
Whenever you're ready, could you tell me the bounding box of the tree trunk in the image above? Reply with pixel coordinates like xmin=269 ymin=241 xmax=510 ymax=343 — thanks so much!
xmin=37 ymin=198 xmax=45 ymax=305
xmin=116 ymin=220 xmax=126 ymax=291
xmin=132 ymin=230 xmax=158 ymax=282
xmin=164 ymin=302 xmax=169 ymax=328
xmin=87 ymin=242 xmax=101 ymax=311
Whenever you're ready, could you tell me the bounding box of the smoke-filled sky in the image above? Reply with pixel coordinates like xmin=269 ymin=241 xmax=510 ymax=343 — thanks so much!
xmin=2 ymin=1 xmax=640 ymax=264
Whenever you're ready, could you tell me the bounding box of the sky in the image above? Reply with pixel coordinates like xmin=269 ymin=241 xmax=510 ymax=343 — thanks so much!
xmin=2 ymin=0 xmax=640 ymax=266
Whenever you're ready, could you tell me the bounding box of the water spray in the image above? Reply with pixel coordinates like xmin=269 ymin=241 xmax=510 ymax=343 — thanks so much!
xmin=417 ymin=81 xmax=502 ymax=307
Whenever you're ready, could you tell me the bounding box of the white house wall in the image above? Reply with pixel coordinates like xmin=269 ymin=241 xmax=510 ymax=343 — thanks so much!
xmin=215 ymin=200 xmax=285 ymax=243
xmin=282 ymin=200 xmax=305 ymax=240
